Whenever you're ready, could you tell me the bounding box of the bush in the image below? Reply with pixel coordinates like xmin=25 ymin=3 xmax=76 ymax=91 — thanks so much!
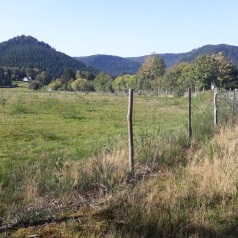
xmin=47 ymin=80 xmax=62 ymax=91
xmin=174 ymin=86 xmax=186 ymax=98
xmin=71 ymin=78 xmax=94 ymax=92
xmin=29 ymin=80 xmax=43 ymax=90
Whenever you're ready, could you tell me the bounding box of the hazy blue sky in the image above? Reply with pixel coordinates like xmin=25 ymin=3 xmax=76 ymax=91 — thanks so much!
xmin=1 ymin=0 xmax=238 ymax=57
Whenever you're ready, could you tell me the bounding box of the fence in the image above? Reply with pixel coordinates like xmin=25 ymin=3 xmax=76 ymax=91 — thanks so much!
xmin=215 ymin=88 xmax=238 ymax=125
xmin=0 ymin=85 xmax=236 ymax=171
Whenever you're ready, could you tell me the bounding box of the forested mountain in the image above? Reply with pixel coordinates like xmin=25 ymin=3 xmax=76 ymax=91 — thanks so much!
xmin=75 ymin=55 xmax=141 ymax=77
xmin=2 ymin=35 xmax=238 ymax=80
xmin=76 ymin=45 xmax=238 ymax=76
xmin=74 ymin=52 xmax=192 ymax=76
xmin=178 ymin=44 xmax=238 ymax=66
xmin=0 ymin=35 xmax=100 ymax=78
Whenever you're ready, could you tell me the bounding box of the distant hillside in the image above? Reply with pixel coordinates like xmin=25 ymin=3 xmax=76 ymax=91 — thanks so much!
xmin=127 ymin=53 xmax=186 ymax=68
xmin=178 ymin=44 xmax=238 ymax=66
xmin=3 ymin=36 xmax=238 ymax=79
xmin=76 ymin=45 xmax=238 ymax=77
xmin=76 ymin=53 xmax=187 ymax=77
xmin=75 ymin=55 xmax=141 ymax=77
xmin=0 ymin=35 xmax=100 ymax=78
xmin=124 ymin=56 xmax=148 ymax=65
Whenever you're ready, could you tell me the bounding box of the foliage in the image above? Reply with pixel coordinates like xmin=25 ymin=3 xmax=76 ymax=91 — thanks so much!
xmin=192 ymin=54 xmax=218 ymax=89
xmin=167 ymin=62 xmax=194 ymax=92
xmin=0 ymin=67 xmax=12 ymax=86
xmin=137 ymin=52 xmax=166 ymax=80
xmin=192 ymin=53 xmax=238 ymax=89
xmin=35 ymin=71 xmax=52 ymax=85
xmin=70 ymin=78 xmax=94 ymax=91
xmin=0 ymin=66 xmax=56 ymax=85
xmin=166 ymin=53 xmax=238 ymax=92
xmin=93 ymin=72 xmax=114 ymax=92
xmin=154 ymin=73 xmax=173 ymax=91
xmin=47 ymin=80 xmax=62 ymax=91
xmin=213 ymin=52 xmax=235 ymax=87
xmin=28 ymin=80 xmax=43 ymax=90
xmin=134 ymin=53 xmax=166 ymax=91
xmin=112 ymin=74 xmax=137 ymax=92
xmin=77 ymin=45 xmax=238 ymax=82
xmin=60 ymin=68 xmax=75 ymax=90
xmin=75 ymin=70 xmax=95 ymax=80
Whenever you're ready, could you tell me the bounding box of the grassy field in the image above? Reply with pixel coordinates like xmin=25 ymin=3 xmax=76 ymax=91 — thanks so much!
xmin=0 ymin=82 xmax=197 ymax=166
xmin=2 ymin=84 xmax=237 ymax=237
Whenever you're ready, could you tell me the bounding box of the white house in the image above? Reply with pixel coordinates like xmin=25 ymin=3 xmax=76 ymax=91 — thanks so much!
xmin=23 ymin=77 xmax=32 ymax=82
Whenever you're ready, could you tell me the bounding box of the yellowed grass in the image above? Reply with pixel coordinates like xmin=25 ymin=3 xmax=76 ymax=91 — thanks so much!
xmin=143 ymin=127 xmax=238 ymax=206
xmin=104 ymin=125 xmax=238 ymax=237
xmin=62 ymin=149 xmax=128 ymax=182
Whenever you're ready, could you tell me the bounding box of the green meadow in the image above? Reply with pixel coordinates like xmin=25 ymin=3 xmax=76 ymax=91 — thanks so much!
xmin=4 ymin=84 xmax=237 ymax=237
xmin=0 ymin=82 xmax=197 ymax=167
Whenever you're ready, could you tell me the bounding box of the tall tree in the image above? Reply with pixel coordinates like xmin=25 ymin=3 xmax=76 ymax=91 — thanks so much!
xmin=213 ymin=52 xmax=233 ymax=87
xmin=192 ymin=54 xmax=218 ymax=89
xmin=0 ymin=67 xmax=12 ymax=86
xmin=167 ymin=62 xmax=194 ymax=97
xmin=192 ymin=53 xmax=237 ymax=89
xmin=61 ymin=68 xmax=75 ymax=90
xmin=35 ymin=71 xmax=52 ymax=85
xmin=136 ymin=52 xmax=166 ymax=91
xmin=137 ymin=52 xmax=166 ymax=80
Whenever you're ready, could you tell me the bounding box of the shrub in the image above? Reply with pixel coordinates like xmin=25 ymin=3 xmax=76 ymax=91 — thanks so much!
xmin=47 ymin=80 xmax=62 ymax=91
xmin=28 ymin=80 xmax=43 ymax=90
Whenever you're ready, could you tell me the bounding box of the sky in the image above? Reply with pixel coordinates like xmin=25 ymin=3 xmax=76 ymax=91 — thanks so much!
xmin=1 ymin=0 xmax=238 ymax=57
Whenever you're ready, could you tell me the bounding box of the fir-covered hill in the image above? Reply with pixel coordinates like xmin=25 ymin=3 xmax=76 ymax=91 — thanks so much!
xmin=75 ymin=54 xmax=141 ymax=77
xmin=178 ymin=44 xmax=238 ymax=66
xmin=0 ymin=35 xmax=100 ymax=78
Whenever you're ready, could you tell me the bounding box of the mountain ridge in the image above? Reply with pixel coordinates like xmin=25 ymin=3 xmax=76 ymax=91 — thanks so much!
xmin=74 ymin=54 xmax=142 ymax=77
xmin=75 ymin=44 xmax=238 ymax=76
xmin=1 ymin=36 xmax=238 ymax=78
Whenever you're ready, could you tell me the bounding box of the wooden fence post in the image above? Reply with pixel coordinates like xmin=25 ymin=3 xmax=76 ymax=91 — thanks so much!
xmin=188 ymin=88 xmax=192 ymax=138
xmin=127 ymin=89 xmax=134 ymax=172
xmin=214 ymin=87 xmax=218 ymax=126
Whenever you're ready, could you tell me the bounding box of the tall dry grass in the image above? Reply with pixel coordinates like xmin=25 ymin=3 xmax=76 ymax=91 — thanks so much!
xmin=106 ymin=126 xmax=238 ymax=237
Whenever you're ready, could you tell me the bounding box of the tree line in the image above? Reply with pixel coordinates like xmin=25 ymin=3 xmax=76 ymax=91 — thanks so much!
xmin=0 ymin=66 xmax=53 ymax=87
xmin=49 ymin=52 xmax=238 ymax=95
xmin=1 ymin=51 xmax=238 ymax=95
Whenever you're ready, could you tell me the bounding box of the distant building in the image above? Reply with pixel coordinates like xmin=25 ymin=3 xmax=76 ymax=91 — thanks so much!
xmin=23 ymin=77 xmax=32 ymax=82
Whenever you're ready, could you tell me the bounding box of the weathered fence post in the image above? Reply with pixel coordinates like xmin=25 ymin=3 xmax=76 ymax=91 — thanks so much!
xmin=188 ymin=88 xmax=192 ymax=138
xmin=214 ymin=87 xmax=218 ymax=126
xmin=127 ymin=89 xmax=134 ymax=172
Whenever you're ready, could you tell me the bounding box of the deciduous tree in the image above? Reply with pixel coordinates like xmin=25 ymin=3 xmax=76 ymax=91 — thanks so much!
xmin=137 ymin=52 xmax=166 ymax=80
xmin=93 ymin=72 xmax=113 ymax=92
xmin=167 ymin=62 xmax=193 ymax=96
xmin=213 ymin=52 xmax=233 ymax=87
